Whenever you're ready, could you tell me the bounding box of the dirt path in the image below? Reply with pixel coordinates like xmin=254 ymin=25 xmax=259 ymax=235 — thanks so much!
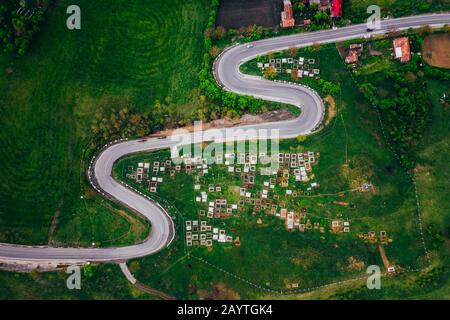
xmin=323 ymin=95 xmax=336 ymax=126
xmin=378 ymin=245 xmax=390 ymax=270
xmin=134 ymin=281 xmax=176 ymax=300
xmin=119 ymin=262 xmax=175 ymax=300
xmin=157 ymin=109 xmax=295 ymax=137
xmin=47 ymin=199 xmax=64 ymax=244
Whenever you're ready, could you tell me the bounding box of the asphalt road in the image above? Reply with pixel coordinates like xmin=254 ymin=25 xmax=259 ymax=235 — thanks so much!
xmin=0 ymin=13 xmax=448 ymax=264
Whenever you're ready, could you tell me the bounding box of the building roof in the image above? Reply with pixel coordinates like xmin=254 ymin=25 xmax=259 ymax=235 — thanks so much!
xmin=281 ymin=0 xmax=295 ymax=28
xmin=331 ymin=0 xmax=343 ymax=17
xmin=349 ymin=43 xmax=362 ymax=50
xmin=345 ymin=50 xmax=359 ymax=64
xmin=393 ymin=37 xmax=411 ymax=63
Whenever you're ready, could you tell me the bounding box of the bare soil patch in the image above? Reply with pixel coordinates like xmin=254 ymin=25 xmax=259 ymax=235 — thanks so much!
xmin=378 ymin=245 xmax=390 ymax=269
xmin=422 ymin=34 xmax=450 ymax=69
xmin=324 ymin=95 xmax=336 ymax=126
xmin=157 ymin=109 xmax=295 ymax=136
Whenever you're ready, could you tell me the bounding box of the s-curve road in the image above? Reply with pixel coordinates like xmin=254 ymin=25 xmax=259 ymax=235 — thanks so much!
xmin=0 ymin=13 xmax=448 ymax=264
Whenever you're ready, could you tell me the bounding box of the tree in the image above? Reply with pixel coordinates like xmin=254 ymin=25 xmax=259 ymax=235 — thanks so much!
xmin=209 ymin=45 xmax=220 ymax=58
xmin=215 ymin=26 xmax=226 ymax=39
xmin=314 ymin=11 xmax=328 ymax=24
xmin=263 ymin=66 xmax=277 ymax=79
xmin=312 ymin=42 xmax=321 ymax=51
xmin=204 ymin=37 xmax=212 ymax=50
xmin=12 ymin=17 xmax=26 ymax=35
xmin=288 ymin=46 xmax=297 ymax=57
xmin=416 ymin=25 xmax=432 ymax=35
xmin=204 ymin=27 xmax=214 ymax=38
xmin=443 ymin=24 xmax=449 ymax=34
xmin=227 ymin=28 xmax=238 ymax=37
xmin=83 ymin=265 xmax=95 ymax=278
xmin=297 ymin=135 xmax=307 ymax=142
xmin=319 ymin=79 xmax=340 ymax=95
xmin=129 ymin=261 xmax=140 ymax=273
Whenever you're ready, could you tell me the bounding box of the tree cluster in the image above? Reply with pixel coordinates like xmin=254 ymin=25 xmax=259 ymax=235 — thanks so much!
xmin=90 ymin=107 xmax=149 ymax=145
xmin=0 ymin=1 xmax=47 ymax=55
xmin=359 ymin=69 xmax=432 ymax=168
xmin=344 ymin=0 xmax=449 ymax=23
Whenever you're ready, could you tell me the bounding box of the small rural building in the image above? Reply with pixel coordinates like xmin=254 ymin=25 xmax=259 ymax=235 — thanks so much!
xmin=345 ymin=51 xmax=359 ymax=64
xmin=281 ymin=0 xmax=295 ymax=28
xmin=331 ymin=0 xmax=343 ymax=18
xmin=345 ymin=43 xmax=363 ymax=64
xmin=393 ymin=37 xmax=411 ymax=63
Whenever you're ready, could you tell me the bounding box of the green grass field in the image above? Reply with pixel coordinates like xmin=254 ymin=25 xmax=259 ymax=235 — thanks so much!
xmin=0 ymin=0 xmax=209 ymax=245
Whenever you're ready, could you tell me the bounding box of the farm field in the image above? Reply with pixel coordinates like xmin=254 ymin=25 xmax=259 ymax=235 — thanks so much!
xmin=216 ymin=0 xmax=281 ymax=29
xmin=110 ymin=46 xmax=432 ymax=299
xmin=422 ymin=34 xmax=450 ymax=69
xmin=0 ymin=0 xmax=209 ymax=245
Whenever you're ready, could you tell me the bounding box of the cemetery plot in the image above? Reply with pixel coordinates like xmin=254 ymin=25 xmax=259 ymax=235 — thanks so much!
xmin=216 ymin=0 xmax=281 ymax=29
xmin=257 ymin=55 xmax=321 ymax=80
xmin=118 ymin=144 xmax=401 ymax=272
xmin=240 ymin=45 xmax=341 ymax=99
xmin=113 ymin=47 xmax=429 ymax=296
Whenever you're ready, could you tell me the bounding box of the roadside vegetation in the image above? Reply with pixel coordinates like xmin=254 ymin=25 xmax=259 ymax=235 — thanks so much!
xmin=0 ymin=264 xmax=155 ymax=300
xmin=343 ymin=0 xmax=450 ymax=23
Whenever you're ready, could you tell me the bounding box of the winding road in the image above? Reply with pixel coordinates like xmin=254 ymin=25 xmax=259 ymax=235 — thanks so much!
xmin=0 ymin=13 xmax=448 ymax=265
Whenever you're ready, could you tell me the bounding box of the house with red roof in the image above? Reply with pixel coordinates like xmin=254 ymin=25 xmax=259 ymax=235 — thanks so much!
xmin=393 ymin=37 xmax=411 ymax=63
